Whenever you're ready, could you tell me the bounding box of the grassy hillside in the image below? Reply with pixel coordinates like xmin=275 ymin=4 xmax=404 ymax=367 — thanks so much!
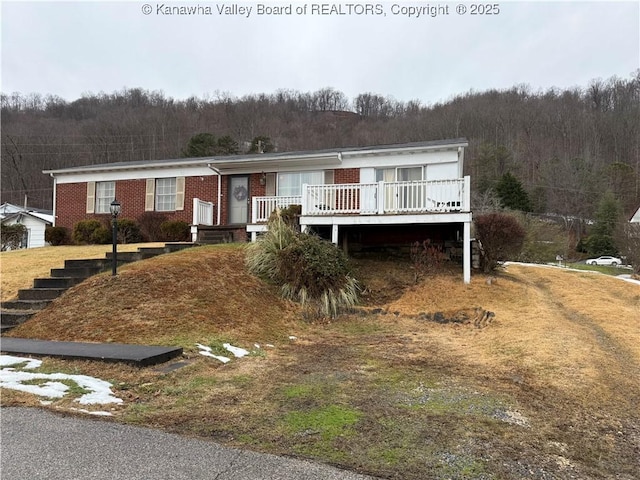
xmin=2 ymin=245 xmax=639 ymax=479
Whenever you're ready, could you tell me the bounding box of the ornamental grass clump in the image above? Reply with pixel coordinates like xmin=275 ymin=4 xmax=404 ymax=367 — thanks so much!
xmin=246 ymin=211 xmax=359 ymax=318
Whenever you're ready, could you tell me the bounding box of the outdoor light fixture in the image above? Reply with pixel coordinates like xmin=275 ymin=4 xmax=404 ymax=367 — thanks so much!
xmin=110 ymin=199 xmax=121 ymax=276
xmin=259 ymin=172 xmax=267 ymax=186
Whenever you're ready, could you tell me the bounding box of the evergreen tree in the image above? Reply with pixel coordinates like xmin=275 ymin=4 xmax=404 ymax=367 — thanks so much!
xmin=586 ymin=191 xmax=621 ymax=255
xmin=215 ymin=135 xmax=239 ymax=155
xmin=494 ymin=172 xmax=532 ymax=212
xmin=182 ymin=133 xmax=217 ymax=157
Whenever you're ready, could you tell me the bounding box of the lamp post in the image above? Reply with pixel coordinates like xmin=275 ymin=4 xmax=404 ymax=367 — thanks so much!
xmin=110 ymin=199 xmax=121 ymax=276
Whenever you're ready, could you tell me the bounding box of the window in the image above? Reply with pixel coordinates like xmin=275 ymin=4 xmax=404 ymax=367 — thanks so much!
xmin=145 ymin=177 xmax=185 ymax=212
xmin=95 ymin=181 xmax=115 ymax=214
xmin=277 ymin=171 xmax=324 ymax=196
xmin=375 ymin=167 xmax=423 ymax=182
xmin=155 ymin=178 xmax=176 ymax=211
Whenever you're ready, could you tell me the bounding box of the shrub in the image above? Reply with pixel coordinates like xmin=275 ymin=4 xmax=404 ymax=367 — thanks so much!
xmin=246 ymin=212 xmax=298 ymax=282
xmin=270 ymin=204 xmax=301 ymax=231
xmin=73 ymin=219 xmax=108 ymax=244
xmin=246 ymin=211 xmax=359 ymax=318
xmin=138 ymin=212 xmax=168 ymax=241
xmin=116 ymin=218 xmax=143 ymax=244
xmin=45 ymin=226 xmax=69 ymax=246
xmin=1 ymin=224 xmax=27 ymax=250
xmin=160 ymin=220 xmax=191 ymax=242
xmin=474 ymin=212 xmax=526 ymax=273
xmin=92 ymin=225 xmax=111 ymax=244
xmin=277 ymin=235 xmax=359 ymax=318
xmin=410 ymin=239 xmax=446 ymax=283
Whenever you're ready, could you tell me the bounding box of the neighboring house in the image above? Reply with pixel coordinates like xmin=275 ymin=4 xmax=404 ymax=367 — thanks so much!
xmin=43 ymin=138 xmax=473 ymax=282
xmin=630 ymin=206 xmax=640 ymax=223
xmin=0 ymin=203 xmax=54 ymax=249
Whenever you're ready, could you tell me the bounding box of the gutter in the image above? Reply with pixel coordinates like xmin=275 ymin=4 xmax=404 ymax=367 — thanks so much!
xmin=49 ymin=173 xmax=57 ymax=227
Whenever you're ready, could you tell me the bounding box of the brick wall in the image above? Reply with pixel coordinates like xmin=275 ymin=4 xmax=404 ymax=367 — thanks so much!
xmin=55 ymin=176 xmax=218 ymax=230
xmin=334 ymin=168 xmax=360 ymax=184
xmin=54 ymin=168 xmax=362 ymax=231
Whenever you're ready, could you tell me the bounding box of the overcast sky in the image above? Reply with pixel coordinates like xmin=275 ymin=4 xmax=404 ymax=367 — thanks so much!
xmin=1 ymin=1 xmax=638 ymax=105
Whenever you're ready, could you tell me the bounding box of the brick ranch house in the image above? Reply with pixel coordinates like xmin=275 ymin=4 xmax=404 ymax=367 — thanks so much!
xmin=44 ymin=138 xmax=473 ymax=282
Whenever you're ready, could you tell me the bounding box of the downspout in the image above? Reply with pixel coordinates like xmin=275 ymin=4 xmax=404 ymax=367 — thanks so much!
xmin=49 ymin=173 xmax=57 ymax=226
xmin=207 ymin=164 xmax=222 ymax=225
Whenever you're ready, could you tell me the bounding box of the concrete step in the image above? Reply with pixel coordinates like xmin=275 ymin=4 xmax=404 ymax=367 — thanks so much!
xmin=51 ymin=266 xmax=103 ymax=278
xmin=64 ymin=258 xmax=108 ymax=269
xmin=0 ymin=309 xmax=37 ymax=327
xmin=199 ymin=231 xmax=233 ymax=244
xmin=1 ymin=299 xmax=52 ymax=311
xmin=18 ymin=288 xmax=68 ymax=301
xmin=104 ymin=251 xmax=143 ymax=262
xmin=137 ymin=247 xmax=168 ymax=255
xmin=33 ymin=277 xmax=84 ymax=289
xmin=164 ymin=242 xmax=196 ymax=252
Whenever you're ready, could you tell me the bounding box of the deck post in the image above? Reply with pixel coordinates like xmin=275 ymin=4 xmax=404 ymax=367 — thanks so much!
xmin=331 ymin=224 xmax=339 ymax=244
xmin=463 ymin=220 xmax=471 ymax=284
xmin=301 ymin=184 xmax=309 ymax=215
xmin=377 ymin=181 xmax=385 ymax=214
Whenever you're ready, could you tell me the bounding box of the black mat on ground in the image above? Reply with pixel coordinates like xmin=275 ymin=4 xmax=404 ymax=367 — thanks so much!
xmin=1 ymin=338 xmax=183 ymax=367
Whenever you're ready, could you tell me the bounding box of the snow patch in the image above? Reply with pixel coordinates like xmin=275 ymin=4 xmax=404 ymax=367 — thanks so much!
xmin=0 ymin=355 xmax=42 ymax=370
xmin=196 ymin=344 xmax=230 ymax=363
xmin=0 ymin=355 xmax=123 ymax=405
xmin=223 ymin=343 xmax=249 ymax=358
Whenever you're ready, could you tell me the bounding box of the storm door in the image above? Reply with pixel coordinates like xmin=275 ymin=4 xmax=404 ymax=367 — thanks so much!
xmin=228 ymin=176 xmax=250 ymax=224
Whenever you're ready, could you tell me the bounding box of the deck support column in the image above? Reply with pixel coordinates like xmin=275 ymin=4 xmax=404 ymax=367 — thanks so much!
xmin=331 ymin=224 xmax=339 ymax=245
xmin=463 ymin=220 xmax=471 ymax=284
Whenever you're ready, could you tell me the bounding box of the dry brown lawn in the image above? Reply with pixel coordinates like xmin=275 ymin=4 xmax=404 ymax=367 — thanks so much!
xmin=2 ymin=246 xmax=639 ymax=479
xmin=0 ymin=243 xmax=163 ymax=301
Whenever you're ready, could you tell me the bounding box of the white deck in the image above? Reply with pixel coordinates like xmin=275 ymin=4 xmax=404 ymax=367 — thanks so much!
xmin=193 ymin=177 xmax=472 ymax=283
xmin=250 ymin=176 xmax=470 ymax=223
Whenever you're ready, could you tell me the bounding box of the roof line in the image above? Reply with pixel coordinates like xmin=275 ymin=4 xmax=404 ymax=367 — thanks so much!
xmin=43 ymin=138 xmax=469 ymax=175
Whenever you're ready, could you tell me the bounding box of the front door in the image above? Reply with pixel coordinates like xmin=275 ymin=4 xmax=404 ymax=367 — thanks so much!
xmin=229 ymin=176 xmax=250 ymax=224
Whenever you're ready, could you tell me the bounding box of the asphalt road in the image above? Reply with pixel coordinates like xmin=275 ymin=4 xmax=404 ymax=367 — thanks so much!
xmin=1 ymin=407 xmax=377 ymax=480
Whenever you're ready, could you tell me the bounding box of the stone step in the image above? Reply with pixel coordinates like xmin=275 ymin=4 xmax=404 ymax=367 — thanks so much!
xmin=164 ymin=242 xmax=196 ymax=252
xmin=104 ymin=251 xmax=143 ymax=262
xmin=64 ymin=258 xmax=108 ymax=269
xmin=50 ymin=266 xmax=103 ymax=278
xmin=199 ymin=231 xmax=233 ymax=244
xmin=0 ymin=309 xmax=37 ymax=327
xmin=1 ymin=299 xmax=52 ymax=311
xmin=137 ymin=247 xmax=168 ymax=255
xmin=18 ymin=288 xmax=68 ymax=301
xmin=33 ymin=277 xmax=85 ymax=289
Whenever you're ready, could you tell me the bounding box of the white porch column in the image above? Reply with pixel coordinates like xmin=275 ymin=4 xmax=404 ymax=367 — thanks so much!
xmin=331 ymin=224 xmax=339 ymax=244
xmin=251 ymin=231 xmax=257 ymax=242
xmin=463 ymin=220 xmax=471 ymax=284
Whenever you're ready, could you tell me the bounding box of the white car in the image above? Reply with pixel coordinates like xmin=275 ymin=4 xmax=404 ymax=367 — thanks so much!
xmin=585 ymin=256 xmax=623 ymax=266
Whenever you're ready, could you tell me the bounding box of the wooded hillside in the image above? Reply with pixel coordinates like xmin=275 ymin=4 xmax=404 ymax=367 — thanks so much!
xmin=2 ymin=72 xmax=639 ymax=219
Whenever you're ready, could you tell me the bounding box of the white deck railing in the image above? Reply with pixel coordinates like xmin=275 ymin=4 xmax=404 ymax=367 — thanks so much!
xmin=251 ymin=195 xmax=302 ymax=223
xmin=192 ymin=198 xmax=214 ymax=226
xmin=301 ymin=177 xmax=469 ymax=217
xmin=204 ymin=177 xmax=471 ymax=225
